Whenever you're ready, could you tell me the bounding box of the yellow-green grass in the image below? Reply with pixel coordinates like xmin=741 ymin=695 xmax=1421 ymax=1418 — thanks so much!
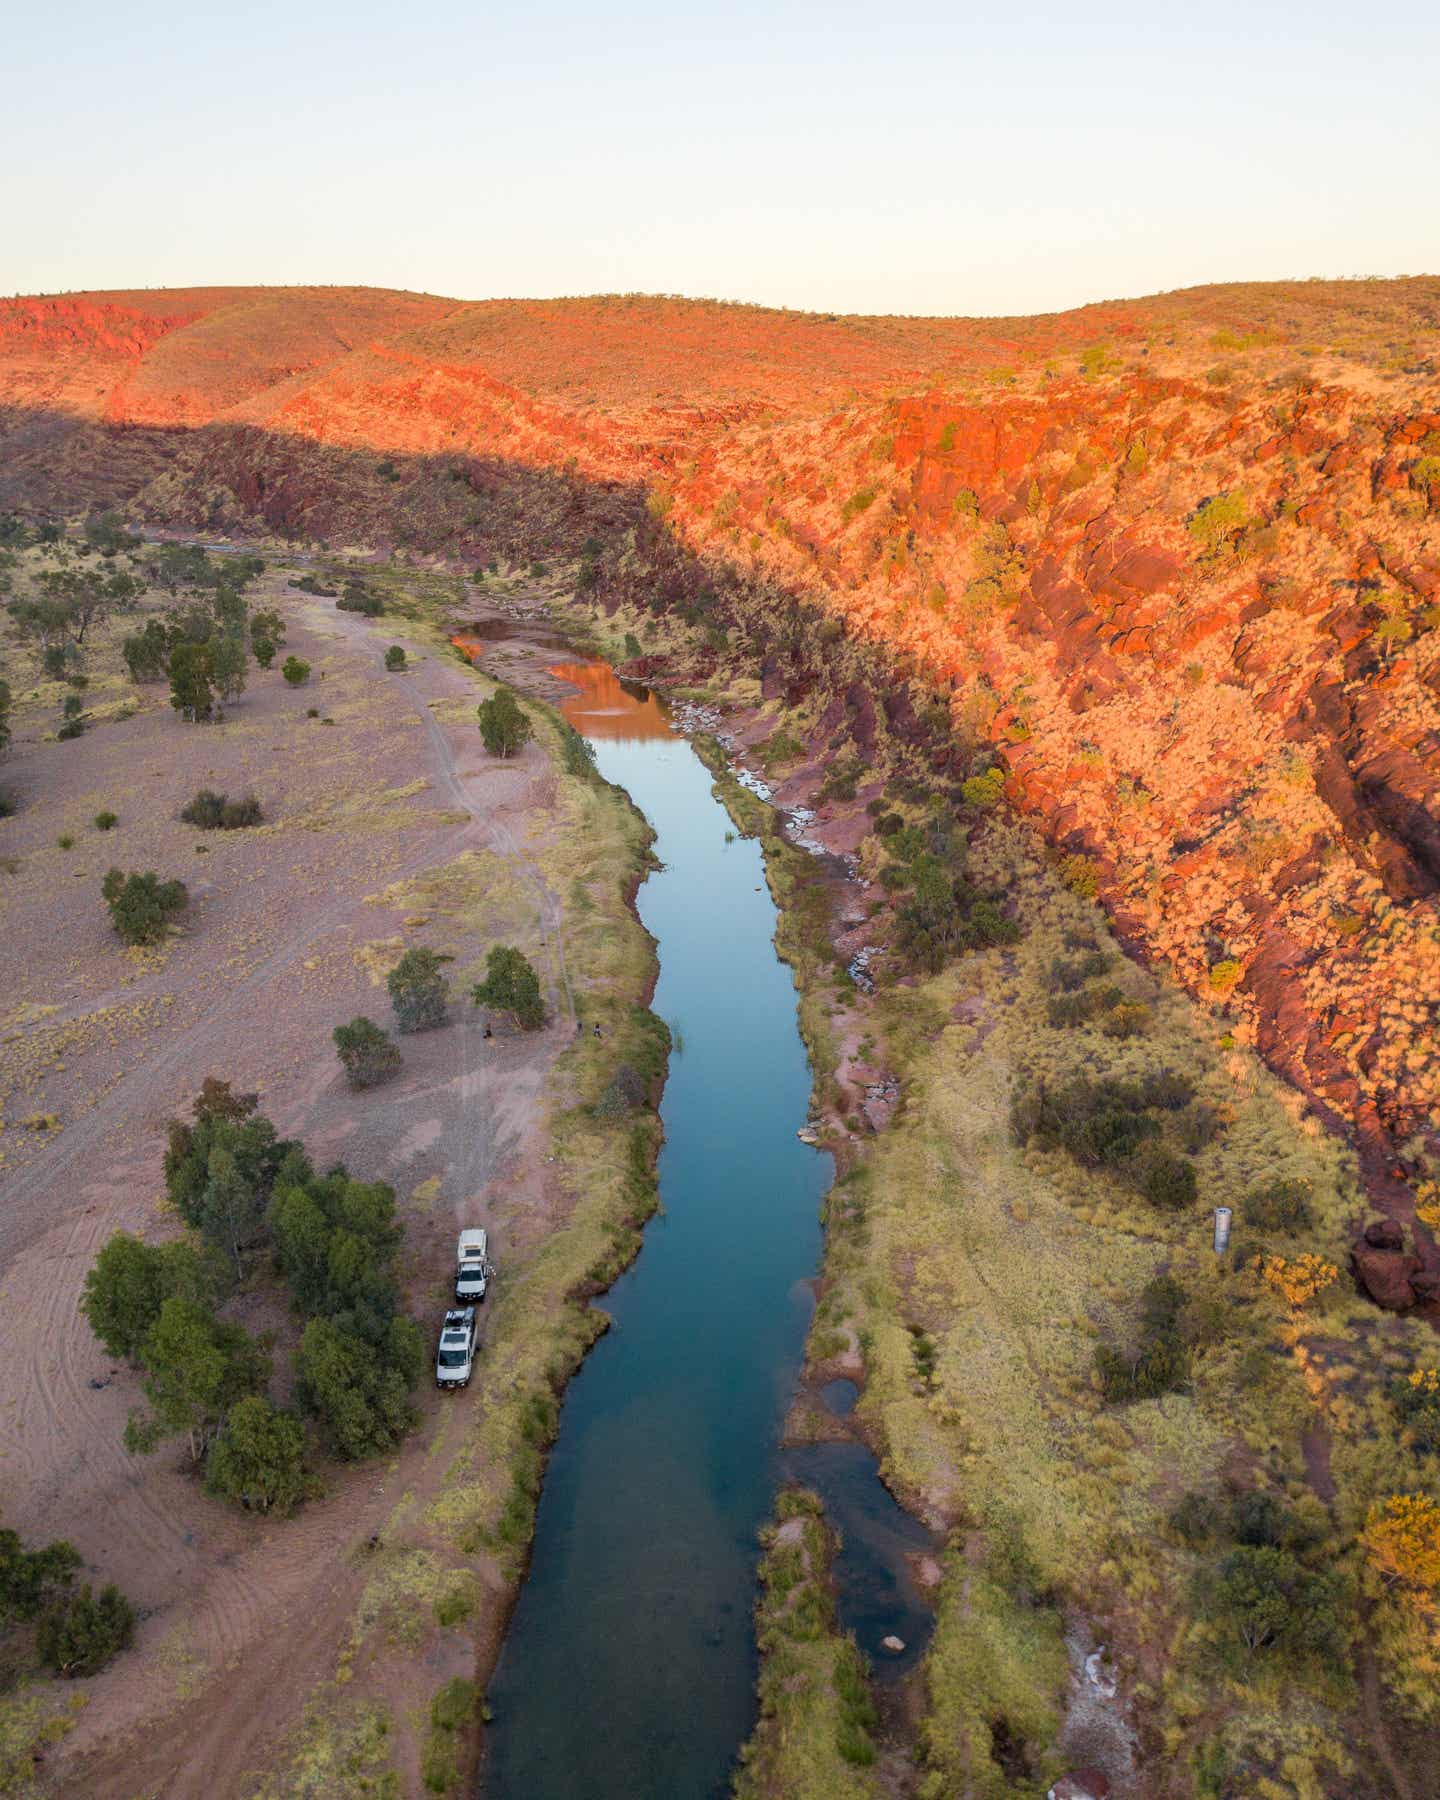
xmin=0 ymin=1692 xmax=84 ymax=1800
xmin=733 ymin=1491 xmax=885 ymax=1800
xmin=246 ymin=1694 xmax=399 ymax=1799
xmin=548 ymin=564 xmax=1440 ymax=1796
xmin=808 ymin=822 xmax=1418 ymax=1791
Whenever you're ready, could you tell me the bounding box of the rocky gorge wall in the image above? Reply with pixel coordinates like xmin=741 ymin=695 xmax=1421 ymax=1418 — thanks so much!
xmin=4 ymin=280 xmax=1440 ymax=1265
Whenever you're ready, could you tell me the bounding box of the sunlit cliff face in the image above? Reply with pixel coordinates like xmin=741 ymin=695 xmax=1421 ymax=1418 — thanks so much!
xmin=4 ymin=280 xmax=1440 ymax=1190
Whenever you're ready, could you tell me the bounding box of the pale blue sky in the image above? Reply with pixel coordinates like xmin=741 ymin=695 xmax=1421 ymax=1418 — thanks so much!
xmin=5 ymin=1 xmax=1437 ymax=314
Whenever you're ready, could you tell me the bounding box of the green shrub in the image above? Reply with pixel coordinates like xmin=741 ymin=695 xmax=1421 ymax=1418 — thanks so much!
xmin=387 ymin=946 xmax=451 ymax=1033
xmin=1244 ymin=1177 xmax=1313 ymax=1234
xmin=818 ymin=754 xmax=864 ymax=804
xmin=961 ymin=766 xmax=1005 ymax=809
xmin=421 ymin=1733 xmax=459 ymax=1794
xmin=471 ymin=945 xmax=545 ymax=1030
xmin=1411 ymin=454 xmax=1440 ymax=493
xmin=1229 ymin=1490 xmax=1318 ymax=1553
xmin=430 ymin=1678 xmax=476 ymax=1733
xmin=559 ymin=723 xmax=597 ymax=781
xmin=1169 ymin=1490 xmax=1225 ymax=1547
xmin=434 ymin=1581 xmax=477 ymax=1627
xmin=180 ymin=789 xmax=263 ymax=830
xmin=757 ymin=727 xmax=805 ymax=770
xmin=268 ymin=1164 xmax=405 ymax=1318
xmin=57 ymin=693 xmax=85 ymax=739
xmin=252 ymin=635 xmax=276 ymax=669
xmin=0 ymin=1529 xmax=80 ymax=1623
xmin=384 ymin=645 xmax=406 ymax=671
xmin=94 ymin=810 xmax=118 ymax=831
xmin=1134 ymin=1146 xmax=1199 ymax=1211
xmin=336 ymin=584 xmax=383 ymax=616
xmin=1050 ymin=951 xmax=1110 ymax=991
xmin=594 ymin=1063 xmax=647 ymax=1120
xmin=122 ymin=618 xmax=175 ymax=682
xmin=37 ymin=1584 xmax=135 ymax=1677
xmin=1100 ymin=1000 xmax=1151 ymax=1039
xmin=101 ymin=867 xmax=188 ymax=945
xmin=168 ymin=641 xmax=215 ymax=720
xmin=1096 ymin=1273 xmax=1190 ymax=1402
xmin=1187 ymin=492 xmax=1251 ymax=554
xmin=1011 ymin=1072 xmax=1197 ymax=1210
xmin=1393 ymin=1370 xmax=1440 ymax=1454
xmin=333 ymin=1016 xmax=402 ymax=1089
xmin=1195 ymin=1545 xmax=1348 ymax=1669
xmin=281 ymin=655 xmax=311 ymax=686
xmin=163 ymin=1078 xmax=305 ymax=1263
xmin=1046 ymin=983 xmax=1123 ymax=1027
xmin=123 ymin=1295 xmax=269 ymax=1463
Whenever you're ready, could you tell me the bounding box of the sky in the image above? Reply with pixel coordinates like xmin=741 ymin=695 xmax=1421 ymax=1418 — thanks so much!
xmin=5 ymin=0 xmax=1438 ymax=317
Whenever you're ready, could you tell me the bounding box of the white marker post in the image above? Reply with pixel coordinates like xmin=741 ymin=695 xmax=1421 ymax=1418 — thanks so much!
xmin=1213 ymin=1206 xmax=1233 ymax=1256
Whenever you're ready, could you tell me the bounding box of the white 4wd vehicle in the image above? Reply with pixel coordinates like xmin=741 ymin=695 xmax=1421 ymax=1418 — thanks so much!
xmin=455 ymin=1229 xmax=492 ymax=1303
xmin=435 ymin=1307 xmax=478 ymax=1389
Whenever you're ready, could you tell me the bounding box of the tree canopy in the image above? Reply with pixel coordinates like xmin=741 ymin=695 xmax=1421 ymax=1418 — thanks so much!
xmin=168 ymin=640 xmax=215 ymax=721
xmin=476 ymin=687 xmax=533 ymax=758
xmin=387 ymin=946 xmax=451 ymax=1033
xmin=333 ymin=1016 xmax=402 ymax=1089
xmin=206 ymin=1396 xmax=306 ymax=1516
xmin=471 ymin=944 xmax=546 ymax=1030
xmin=80 ymin=1232 xmax=219 ymax=1362
xmin=124 ymin=1295 xmax=269 ymax=1464
xmin=296 ymin=1315 xmax=420 ymax=1462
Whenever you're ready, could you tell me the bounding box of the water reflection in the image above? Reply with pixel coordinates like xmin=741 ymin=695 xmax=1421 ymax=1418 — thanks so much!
xmin=548 ymin=660 xmax=673 ymax=742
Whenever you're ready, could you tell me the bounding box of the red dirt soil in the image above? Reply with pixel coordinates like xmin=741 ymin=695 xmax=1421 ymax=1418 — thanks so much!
xmin=4 ymin=279 xmax=1440 ymax=1221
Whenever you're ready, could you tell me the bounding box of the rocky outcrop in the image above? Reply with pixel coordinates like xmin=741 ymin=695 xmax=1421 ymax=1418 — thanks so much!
xmin=3 ymin=278 xmax=1440 ymax=1219
xmin=1352 ymin=1219 xmax=1425 ymax=1311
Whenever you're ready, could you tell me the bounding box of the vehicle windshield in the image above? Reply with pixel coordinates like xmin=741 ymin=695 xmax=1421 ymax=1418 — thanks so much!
xmin=438 ymin=1348 xmax=468 ymax=1368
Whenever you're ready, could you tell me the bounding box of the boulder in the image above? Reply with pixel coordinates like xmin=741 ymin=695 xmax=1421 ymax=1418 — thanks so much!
xmin=1364 ymin=1218 xmax=1406 ymax=1251
xmin=1352 ymin=1244 xmax=1420 ymax=1311
xmin=880 ymin=1635 xmax=906 ymax=1654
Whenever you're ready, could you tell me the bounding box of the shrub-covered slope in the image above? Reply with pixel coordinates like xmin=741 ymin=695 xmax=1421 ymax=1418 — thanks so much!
xmin=4 ymin=278 xmax=1440 ymax=1230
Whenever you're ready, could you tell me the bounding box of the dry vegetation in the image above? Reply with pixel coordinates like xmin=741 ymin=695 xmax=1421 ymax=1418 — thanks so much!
xmin=5 ymin=276 xmax=1440 ymax=1798
xmin=0 ymin=539 xmax=666 ymax=1798
xmin=550 ymin=578 xmax=1440 ymax=1799
xmin=4 ymin=278 xmax=1439 ymax=1220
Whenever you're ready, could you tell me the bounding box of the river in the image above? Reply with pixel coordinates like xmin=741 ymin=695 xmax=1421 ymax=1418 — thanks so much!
xmin=481 ymin=657 xmax=929 ymax=1798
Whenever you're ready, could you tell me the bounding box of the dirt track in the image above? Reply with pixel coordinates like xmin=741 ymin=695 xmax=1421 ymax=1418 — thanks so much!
xmin=0 ymin=569 xmax=581 ymax=1792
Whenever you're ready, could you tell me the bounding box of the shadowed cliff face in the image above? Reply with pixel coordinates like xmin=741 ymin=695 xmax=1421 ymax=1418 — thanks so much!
xmin=4 ymin=280 xmax=1440 ymax=1206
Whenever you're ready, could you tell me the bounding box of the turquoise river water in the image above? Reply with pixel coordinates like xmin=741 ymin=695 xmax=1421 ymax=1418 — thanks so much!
xmin=481 ymin=660 xmax=931 ymax=1799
